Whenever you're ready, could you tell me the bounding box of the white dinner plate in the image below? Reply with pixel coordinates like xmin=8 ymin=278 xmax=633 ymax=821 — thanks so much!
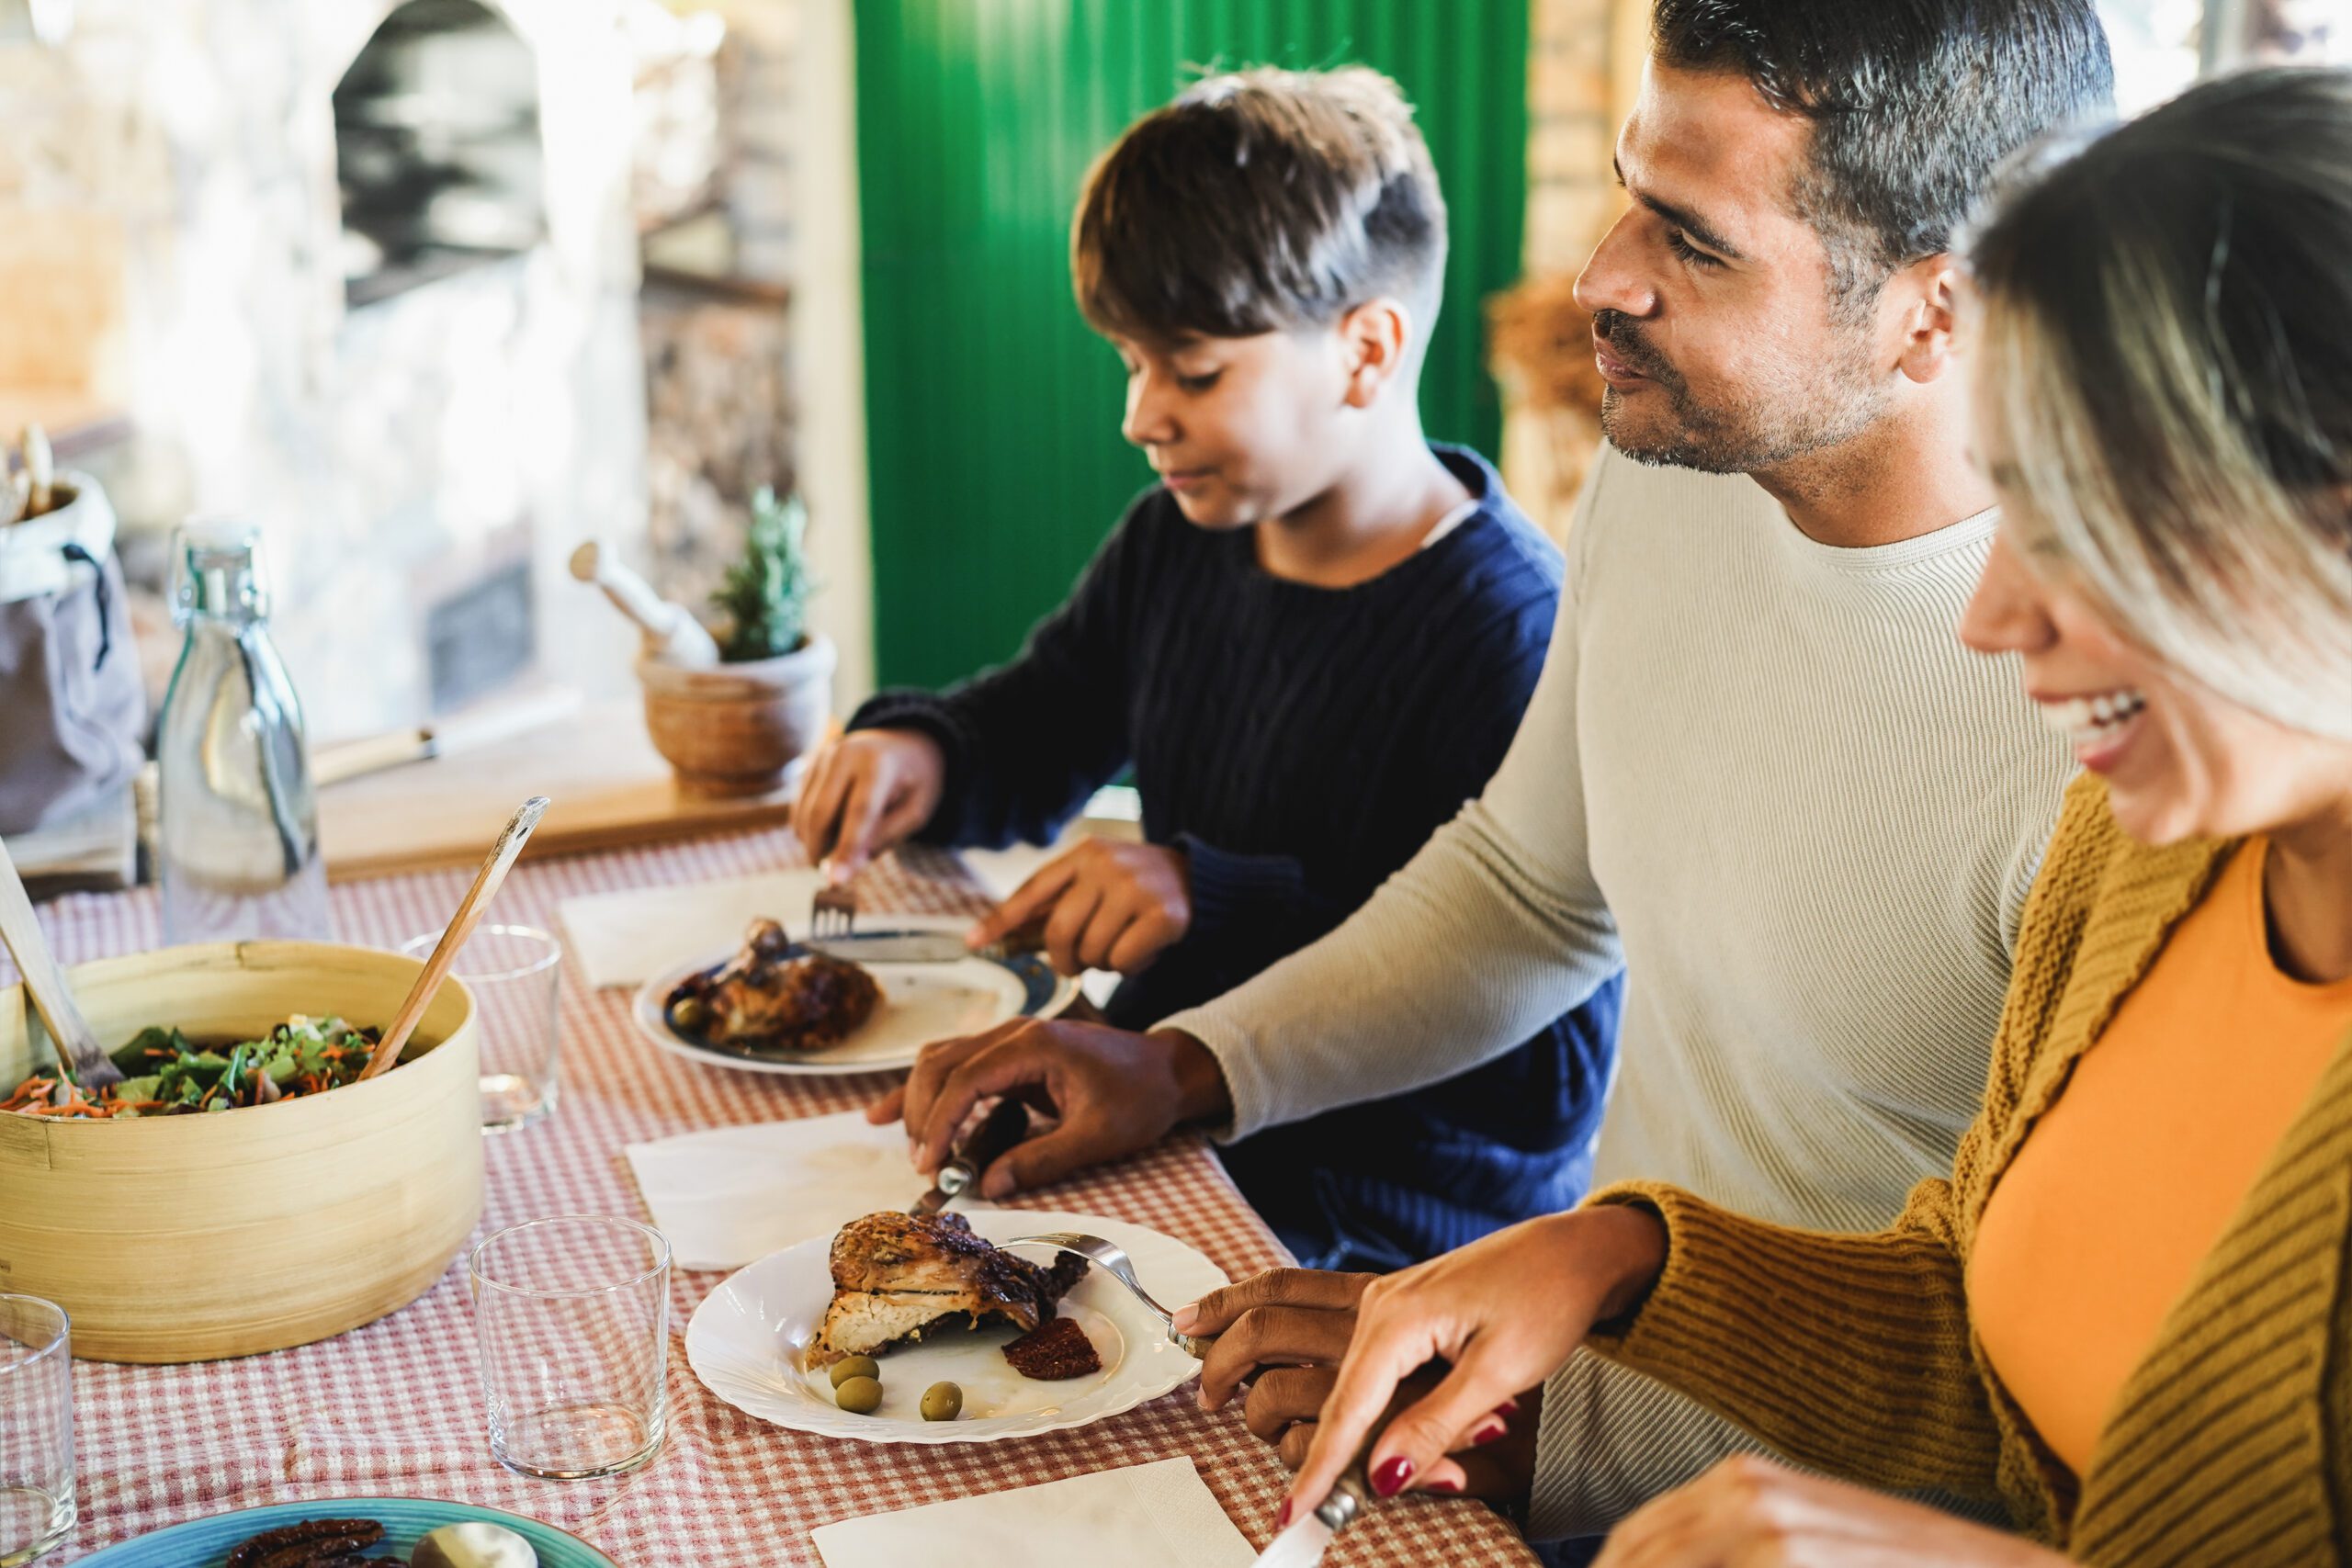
xmin=630 ymin=920 xmax=1076 ymax=1077
xmin=685 ymin=1207 xmax=1228 ymax=1444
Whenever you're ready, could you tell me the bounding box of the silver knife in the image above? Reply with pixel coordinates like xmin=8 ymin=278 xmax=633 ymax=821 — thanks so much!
xmin=806 ymin=931 xmax=976 ymax=964
xmin=908 ymin=1099 xmax=1030 ymax=1216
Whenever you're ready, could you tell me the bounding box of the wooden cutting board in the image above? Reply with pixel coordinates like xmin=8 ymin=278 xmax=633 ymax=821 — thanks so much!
xmin=319 ymin=698 xmax=812 ymax=881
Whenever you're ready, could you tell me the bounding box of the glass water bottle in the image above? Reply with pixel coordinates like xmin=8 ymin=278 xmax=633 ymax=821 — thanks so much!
xmin=156 ymin=520 xmax=330 ymax=945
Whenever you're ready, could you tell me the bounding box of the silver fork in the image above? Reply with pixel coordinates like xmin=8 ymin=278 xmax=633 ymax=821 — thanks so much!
xmin=1012 ymin=1231 xmax=1382 ymax=1549
xmin=1006 ymin=1232 xmax=1212 ymax=1358
xmin=809 ymin=883 xmax=858 ymax=940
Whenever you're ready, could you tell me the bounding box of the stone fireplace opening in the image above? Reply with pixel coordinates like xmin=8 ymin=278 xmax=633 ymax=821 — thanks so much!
xmin=3 ymin=0 xmax=878 ymax=749
xmin=334 ymin=0 xmax=547 ymax=307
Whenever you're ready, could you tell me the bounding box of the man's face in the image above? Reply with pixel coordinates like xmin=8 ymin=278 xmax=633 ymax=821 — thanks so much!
xmin=1111 ymin=327 xmax=1357 ymax=528
xmin=1574 ymin=60 xmax=1897 ymax=474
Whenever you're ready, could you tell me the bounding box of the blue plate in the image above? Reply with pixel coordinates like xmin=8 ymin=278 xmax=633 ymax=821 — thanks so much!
xmin=77 ymin=1496 xmax=620 ymax=1566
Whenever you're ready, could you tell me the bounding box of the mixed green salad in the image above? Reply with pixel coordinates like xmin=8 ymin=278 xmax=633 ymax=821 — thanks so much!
xmin=3 ymin=1015 xmax=387 ymax=1119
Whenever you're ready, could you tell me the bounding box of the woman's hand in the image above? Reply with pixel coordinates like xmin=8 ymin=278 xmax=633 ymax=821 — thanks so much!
xmin=1285 ymin=1205 xmax=1668 ymax=1522
xmin=1595 ymin=1457 xmax=2067 ymax=1567
xmin=967 ymin=837 xmax=1191 ymax=976
xmin=1171 ymin=1267 xmax=1539 ymax=1499
xmin=791 ymin=729 xmax=946 ymax=883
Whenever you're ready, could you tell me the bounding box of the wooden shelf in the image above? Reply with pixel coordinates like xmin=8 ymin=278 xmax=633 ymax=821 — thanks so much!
xmin=318 ymin=698 xmax=807 ymax=881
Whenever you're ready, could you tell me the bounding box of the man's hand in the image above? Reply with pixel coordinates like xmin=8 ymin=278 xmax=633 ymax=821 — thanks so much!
xmin=1594 ymin=1456 xmax=2068 ymax=1567
xmin=866 ymin=1020 xmax=1230 ymax=1197
xmin=790 ymin=728 xmax=946 ymax=884
xmin=1175 ymin=1268 xmax=1374 ymax=1414
xmin=967 ymin=838 xmax=1192 ymax=976
xmin=1244 ymin=1365 xmax=1541 ymax=1501
xmin=1286 ymin=1205 xmax=1668 ymax=1518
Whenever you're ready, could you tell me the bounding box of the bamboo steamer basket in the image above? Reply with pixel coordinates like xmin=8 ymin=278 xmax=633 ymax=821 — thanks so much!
xmin=0 ymin=942 xmax=483 ymax=1363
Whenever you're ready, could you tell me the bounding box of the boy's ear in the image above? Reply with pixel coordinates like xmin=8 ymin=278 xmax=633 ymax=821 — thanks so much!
xmin=1892 ymin=254 xmax=1961 ymax=388
xmin=1340 ymin=298 xmax=1415 ymax=409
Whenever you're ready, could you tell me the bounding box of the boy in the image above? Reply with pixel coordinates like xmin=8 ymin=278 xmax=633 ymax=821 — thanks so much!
xmin=794 ymin=67 xmax=1620 ymax=1270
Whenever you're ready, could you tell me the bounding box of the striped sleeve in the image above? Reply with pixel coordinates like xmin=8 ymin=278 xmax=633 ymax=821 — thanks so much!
xmin=1578 ymin=1175 xmax=2008 ymax=1503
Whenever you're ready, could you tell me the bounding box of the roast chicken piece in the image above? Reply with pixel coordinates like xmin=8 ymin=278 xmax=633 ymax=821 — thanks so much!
xmin=669 ymin=918 xmax=881 ymax=1051
xmin=809 ymin=1211 xmax=1089 ymax=1367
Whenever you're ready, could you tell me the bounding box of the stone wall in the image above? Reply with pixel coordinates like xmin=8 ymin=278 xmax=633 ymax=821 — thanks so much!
xmin=0 ymin=0 xmax=649 ymax=740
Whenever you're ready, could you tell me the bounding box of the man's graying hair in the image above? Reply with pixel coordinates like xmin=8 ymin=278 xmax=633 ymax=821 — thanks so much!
xmin=1651 ymin=0 xmax=2115 ymax=303
xmin=1969 ymin=66 xmax=2352 ymax=742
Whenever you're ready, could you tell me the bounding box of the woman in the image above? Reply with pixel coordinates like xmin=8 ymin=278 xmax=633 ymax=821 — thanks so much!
xmin=1283 ymin=66 xmax=2352 ymax=1565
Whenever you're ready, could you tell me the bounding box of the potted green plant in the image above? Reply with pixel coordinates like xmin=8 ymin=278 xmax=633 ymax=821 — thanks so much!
xmin=638 ymin=488 xmax=836 ymax=797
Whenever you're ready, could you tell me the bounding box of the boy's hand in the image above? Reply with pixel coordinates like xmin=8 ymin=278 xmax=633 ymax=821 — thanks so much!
xmin=791 ymin=728 xmax=946 ymax=883
xmin=866 ymin=1020 xmax=1231 ymax=1197
xmin=968 ymin=838 xmax=1191 ymax=976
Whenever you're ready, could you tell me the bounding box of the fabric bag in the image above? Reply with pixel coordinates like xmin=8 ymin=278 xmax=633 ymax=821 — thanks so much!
xmin=0 ymin=470 xmax=147 ymax=834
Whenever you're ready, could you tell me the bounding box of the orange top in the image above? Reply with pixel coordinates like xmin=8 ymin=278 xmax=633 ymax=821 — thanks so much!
xmin=1969 ymin=837 xmax=2352 ymax=1478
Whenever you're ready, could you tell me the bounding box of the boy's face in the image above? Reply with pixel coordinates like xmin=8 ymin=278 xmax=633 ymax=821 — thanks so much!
xmin=1572 ymin=59 xmax=1911 ymax=475
xmin=1112 ymin=327 xmax=1363 ymax=528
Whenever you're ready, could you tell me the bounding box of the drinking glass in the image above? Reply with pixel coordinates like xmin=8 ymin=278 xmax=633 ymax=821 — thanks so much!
xmin=401 ymin=924 xmax=561 ymax=1130
xmin=470 ymin=1215 xmax=670 ymax=1480
xmin=0 ymin=1297 xmax=72 ymax=1566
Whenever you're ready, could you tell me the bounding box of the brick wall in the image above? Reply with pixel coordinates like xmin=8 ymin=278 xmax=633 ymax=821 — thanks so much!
xmin=1525 ymin=0 xmax=1621 ymax=275
xmin=1498 ymin=0 xmax=1626 ymax=536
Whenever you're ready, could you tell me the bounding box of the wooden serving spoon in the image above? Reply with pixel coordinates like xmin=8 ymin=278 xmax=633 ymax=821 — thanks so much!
xmin=0 ymin=834 xmax=120 ymax=1090
xmin=357 ymin=796 xmax=551 ymax=1082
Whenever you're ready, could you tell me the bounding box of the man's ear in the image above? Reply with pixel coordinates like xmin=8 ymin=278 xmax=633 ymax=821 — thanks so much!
xmin=1893 ymin=254 xmax=1961 ymax=388
xmin=1340 ymin=298 xmax=1415 ymax=409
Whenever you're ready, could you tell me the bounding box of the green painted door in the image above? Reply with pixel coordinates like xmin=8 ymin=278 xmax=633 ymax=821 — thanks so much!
xmin=856 ymin=0 xmax=1530 ymax=688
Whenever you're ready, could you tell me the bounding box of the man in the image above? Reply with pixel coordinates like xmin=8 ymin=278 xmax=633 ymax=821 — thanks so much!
xmin=875 ymin=0 xmax=2113 ymax=1538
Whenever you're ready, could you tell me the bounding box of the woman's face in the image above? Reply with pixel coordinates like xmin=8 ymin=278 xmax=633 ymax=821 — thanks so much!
xmin=1958 ymin=519 xmax=2351 ymax=847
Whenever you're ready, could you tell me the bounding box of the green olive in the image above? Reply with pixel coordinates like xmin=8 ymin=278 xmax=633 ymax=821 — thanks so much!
xmin=920 ymin=1382 xmax=963 ymax=1422
xmin=672 ymin=996 xmax=710 ymax=1032
xmin=828 ymin=1355 xmax=881 ymax=1389
xmin=834 ymin=1375 xmax=884 ymax=1415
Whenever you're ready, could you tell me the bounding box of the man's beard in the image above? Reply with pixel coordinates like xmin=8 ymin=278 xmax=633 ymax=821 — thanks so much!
xmin=1593 ymin=310 xmax=1889 ymax=475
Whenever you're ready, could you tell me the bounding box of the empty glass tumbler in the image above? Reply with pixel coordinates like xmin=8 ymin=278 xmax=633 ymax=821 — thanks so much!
xmin=0 ymin=1297 xmax=73 ymax=1566
xmin=399 ymin=924 xmax=561 ymax=1130
xmin=470 ymin=1216 xmax=670 ymax=1480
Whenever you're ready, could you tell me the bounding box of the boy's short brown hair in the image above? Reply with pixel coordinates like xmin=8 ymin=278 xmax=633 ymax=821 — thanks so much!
xmin=1072 ymin=66 xmax=1448 ymax=344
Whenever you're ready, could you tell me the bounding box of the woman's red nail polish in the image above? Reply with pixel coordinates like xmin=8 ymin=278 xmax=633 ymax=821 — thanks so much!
xmin=1429 ymin=1477 xmax=1464 ymax=1494
xmin=1275 ymin=1500 xmax=1293 ymax=1530
xmin=1494 ymin=1397 xmax=1521 ymax=1416
xmin=1371 ymin=1457 xmax=1415 ymax=1497
xmin=1471 ymin=1419 xmax=1508 ymax=1446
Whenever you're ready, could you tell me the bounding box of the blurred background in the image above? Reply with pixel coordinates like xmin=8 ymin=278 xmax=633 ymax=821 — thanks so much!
xmin=0 ymin=0 xmax=2341 ymax=741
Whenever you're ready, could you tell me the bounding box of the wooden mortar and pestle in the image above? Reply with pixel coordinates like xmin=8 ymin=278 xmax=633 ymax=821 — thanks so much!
xmin=572 ymin=491 xmax=834 ymax=798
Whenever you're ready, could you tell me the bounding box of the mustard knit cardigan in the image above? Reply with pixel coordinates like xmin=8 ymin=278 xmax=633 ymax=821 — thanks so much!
xmin=1590 ymin=773 xmax=2352 ymax=1565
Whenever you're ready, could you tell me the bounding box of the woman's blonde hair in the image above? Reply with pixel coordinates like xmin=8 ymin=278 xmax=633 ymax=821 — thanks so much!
xmin=1967 ymin=66 xmax=2352 ymax=739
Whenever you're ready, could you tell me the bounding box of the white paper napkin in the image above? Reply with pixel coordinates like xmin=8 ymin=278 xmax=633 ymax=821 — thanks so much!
xmin=557 ymin=869 xmax=821 ymax=989
xmin=622 ymin=1110 xmax=928 ymax=1271
xmin=811 ymin=1458 xmax=1257 ymax=1568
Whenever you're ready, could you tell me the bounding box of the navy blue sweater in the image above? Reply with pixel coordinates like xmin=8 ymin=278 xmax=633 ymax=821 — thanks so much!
xmin=852 ymin=446 xmax=1621 ymax=1269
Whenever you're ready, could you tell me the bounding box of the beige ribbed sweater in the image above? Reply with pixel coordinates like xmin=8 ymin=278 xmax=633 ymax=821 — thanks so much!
xmin=1593 ymin=772 xmax=2352 ymax=1563
xmin=1162 ymin=445 xmax=2075 ymax=1532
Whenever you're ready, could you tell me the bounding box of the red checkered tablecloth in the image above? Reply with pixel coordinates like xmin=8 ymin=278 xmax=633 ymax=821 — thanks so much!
xmin=19 ymin=829 xmax=1539 ymax=1567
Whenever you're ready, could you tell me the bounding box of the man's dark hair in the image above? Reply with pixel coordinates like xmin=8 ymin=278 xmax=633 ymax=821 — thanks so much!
xmin=1072 ymin=66 xmax=1448 ymax=344
xmin=1652 ymin=0 xmax=2115 ymax=300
